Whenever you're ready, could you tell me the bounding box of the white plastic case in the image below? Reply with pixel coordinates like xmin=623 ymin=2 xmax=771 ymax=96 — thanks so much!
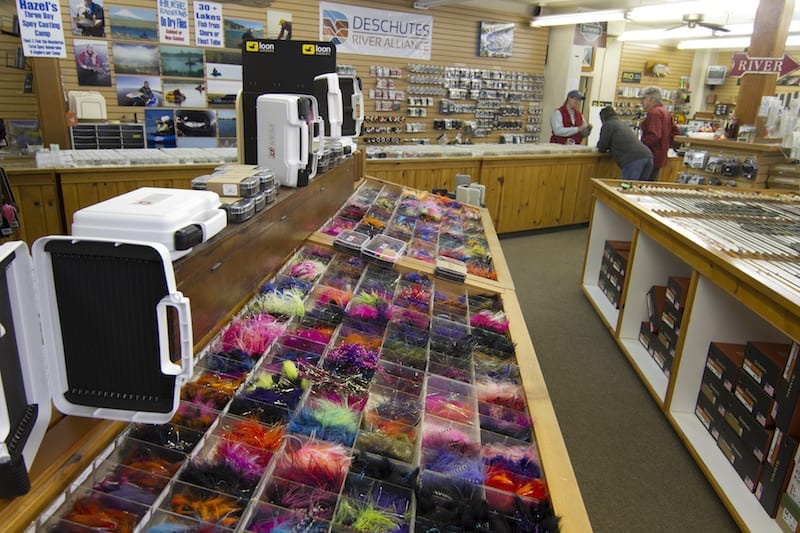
xmin=256 ymin=94 xmax=323 ymax=188
xmin=71 ymin=187 xmax=227 ymax=260
xmin=338 ymin=75 xmax=364 ymax=138
xmin=0 ymin=237 xmax=194 ymax=496
xmin=314 ymin=73 xmax=344 ymax=139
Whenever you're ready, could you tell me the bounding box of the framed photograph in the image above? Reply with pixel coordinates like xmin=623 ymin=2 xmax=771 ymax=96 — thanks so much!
xmin=581 ymin=46 xmax=595 ymax=71
xmin=478 ymin=21 xmax=514 ymax=58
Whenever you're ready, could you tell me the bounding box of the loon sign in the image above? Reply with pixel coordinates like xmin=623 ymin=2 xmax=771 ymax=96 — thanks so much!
xmin=729 ymin=52 xmax=800 ymax=78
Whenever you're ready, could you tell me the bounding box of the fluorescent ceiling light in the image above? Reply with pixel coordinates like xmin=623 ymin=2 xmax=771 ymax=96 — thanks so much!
xmin=530 ymin=9 xmax=626 ymax=28
xmin=618 ymin=24 xmax=754 ymax=42
xmin=627 ymin=0 xmax=758 ymax=23
xmin=678 ymin=35 xmax=800 ymax=49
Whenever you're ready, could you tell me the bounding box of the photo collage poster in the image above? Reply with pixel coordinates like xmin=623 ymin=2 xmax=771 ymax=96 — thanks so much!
xmin=63 ymin=1 xmax=293 ymax=148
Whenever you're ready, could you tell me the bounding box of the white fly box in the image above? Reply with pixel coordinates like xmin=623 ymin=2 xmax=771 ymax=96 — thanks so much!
xmin=0 ymin=237 xmax=193 ymax=497
xmin=314 ymin=73 xmax=344 ymax=139
xmin=71 ymin=187 xmax=227 ymax=260
xmin=338 ymin=75 xmax=364 ymax=137
xmin=256 ymin=94 xmax=323 ymax=188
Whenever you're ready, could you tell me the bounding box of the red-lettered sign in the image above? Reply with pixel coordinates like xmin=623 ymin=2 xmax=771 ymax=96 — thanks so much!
xmin=729 ymin=52 xmax=800 ymax=78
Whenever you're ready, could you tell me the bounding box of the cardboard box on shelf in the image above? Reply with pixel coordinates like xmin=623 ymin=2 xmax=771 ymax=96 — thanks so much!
xmin=756 ymin=432 xmax=799 ymax=517
xmin=665 ymin=275 xmax=690 ymax=311
xmin=743 ymin=341 xmax=793 ymax=397
xmin=778 ymin=492 xmax=800 ymax=532
xmin=706 ymin=342 xmax=746 ymax=393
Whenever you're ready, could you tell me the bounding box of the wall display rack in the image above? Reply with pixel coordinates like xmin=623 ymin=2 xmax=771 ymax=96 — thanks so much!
xmin=582 ymin=179 xmax=800 ymax=531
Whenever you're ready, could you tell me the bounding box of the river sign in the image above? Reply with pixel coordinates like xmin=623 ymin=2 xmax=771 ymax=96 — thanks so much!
xmin=729 ymin=52 xmax=800 ymax=78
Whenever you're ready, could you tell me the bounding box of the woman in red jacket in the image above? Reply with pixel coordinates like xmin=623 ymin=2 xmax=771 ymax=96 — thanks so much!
xmin=640 ymin=86 xmax=680 ymax=181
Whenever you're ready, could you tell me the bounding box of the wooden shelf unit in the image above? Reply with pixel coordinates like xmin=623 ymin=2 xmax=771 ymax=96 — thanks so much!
xmin=674 ymin=135 xmax=790 ymax=188
xmin=582 ymin=179 xmax=800 ymax=531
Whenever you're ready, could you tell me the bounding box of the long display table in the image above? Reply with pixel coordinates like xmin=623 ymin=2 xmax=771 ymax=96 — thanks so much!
xmin=0 ymin=170 xmax=590 ymax=532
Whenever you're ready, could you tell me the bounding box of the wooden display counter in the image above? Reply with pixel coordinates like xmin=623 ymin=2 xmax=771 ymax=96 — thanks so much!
xmin=366 ymin=150 xmax=620 ymax=234
xmin=582 ymin=178 xmax=800 ymax=531
xmin=0 ymin=167 xmax=591 ymax=532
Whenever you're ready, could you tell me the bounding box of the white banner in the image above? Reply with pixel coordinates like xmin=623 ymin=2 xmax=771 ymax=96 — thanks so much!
xmin=319 ymin=1 xmax=432 ymax=60
xmin=193 ymin=0 xmax=222 ymax=47
xmin=16 ymin=0 xmax=66 ymax=57
xmin=159 ymin=0 xmax=189 ymax=44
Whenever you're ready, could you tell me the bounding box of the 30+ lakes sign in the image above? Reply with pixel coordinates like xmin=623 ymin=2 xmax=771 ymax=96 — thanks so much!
xmin=729 ymin=52 xmax=800 ymax=78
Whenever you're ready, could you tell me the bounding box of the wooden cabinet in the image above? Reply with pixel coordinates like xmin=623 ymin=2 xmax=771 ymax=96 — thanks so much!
xmin=366 ymin=151 xmax=615 ymax=234
xmin=57 ymin=164 xmax=221 ymax=233
xmin=3 ymin=168 xmax=64 ymax=242
xmin=364 ymin=156 xmax=482 ymax=194
xmin=582 ymin=179 xmax=800 ymax=531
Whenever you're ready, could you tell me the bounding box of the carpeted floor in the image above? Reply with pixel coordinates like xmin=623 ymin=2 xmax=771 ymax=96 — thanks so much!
xmin=499 ymin=225 xmax=740 ymax=532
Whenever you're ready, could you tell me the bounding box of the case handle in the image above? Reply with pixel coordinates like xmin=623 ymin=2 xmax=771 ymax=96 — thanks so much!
xmin=312 ymin=116 xmax=324 ymax=156
xmin=299 ymin=120 xmax=309 ymax=170
xmin=352 ymin=92 xmax=364 ymax=127
xmin=156 ymin=292 xmax=193 ymax=383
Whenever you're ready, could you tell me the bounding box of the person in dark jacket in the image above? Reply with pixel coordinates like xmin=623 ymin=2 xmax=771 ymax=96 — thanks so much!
xmin=597 ymin=106 xmax=654 ymax=181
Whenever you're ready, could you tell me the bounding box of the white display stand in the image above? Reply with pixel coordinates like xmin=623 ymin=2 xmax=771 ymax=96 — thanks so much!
xmin=582 ymin=179 xmax=799 ymax=532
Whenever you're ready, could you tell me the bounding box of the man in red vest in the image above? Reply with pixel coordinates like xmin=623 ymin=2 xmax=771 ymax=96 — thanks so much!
xmin=550 ymin=90 xmax=591 ymax=144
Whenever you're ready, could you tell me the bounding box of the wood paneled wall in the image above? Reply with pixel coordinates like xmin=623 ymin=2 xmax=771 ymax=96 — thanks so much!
xmin=2 ymin=0 xmax=550 ymax=146
xmin=615 ymin=41 xmax=695 ymax=113
xmin=0 ymin=32 xmax=38 ymax=119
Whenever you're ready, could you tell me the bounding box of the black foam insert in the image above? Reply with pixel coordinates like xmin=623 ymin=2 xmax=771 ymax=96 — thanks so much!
xmin=44 ymin=240 xmax=175 ymax=413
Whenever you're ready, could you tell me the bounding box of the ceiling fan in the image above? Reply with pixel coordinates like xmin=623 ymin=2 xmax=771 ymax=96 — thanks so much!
xmin=667 ymin=13 xmax=731 ymax=32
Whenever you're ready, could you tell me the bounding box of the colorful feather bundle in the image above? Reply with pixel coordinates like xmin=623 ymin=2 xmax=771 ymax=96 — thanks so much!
xmin=350 ymin=450 xmax=420 ymax=489
xmin=93 ymin=464 xmax=170 ymax=506
xmin=127 ymin=423 xmax=203 ymax=454
xmin=170 ymin=485 xmax=244 ymax=528
xmin=321 ymin=215 xmax=358 ymax=236
xmin=482 ymin=443 xmax=547 ymax=502
xmin=201 ymin=349 xmax=257 ymax=377
xmin=470 ymin=309 xmax=509 ymax=334
xmin=248 ymin=288 xmax=306 ymax=320
xmin=179 ymin=459 xmax=259 ymax=500
xmin=476 ymin=379 xmax=526 ymax=411
xmin=288 ymin=398 xmax=361 ymax=446
xmin=382 ymin=339 xmax=428 ymax=369
xmin=385 ymin=321 xmax=429 ymax=348
xmin=425 ymin=392 xmax=475 ymax=424
xmin=261 ymin=276 xmax=314 ymax=296
xmin=421 ymin=420 xmax=480 ymax=457
xmin=347 ymin=289 xmax=392 ymax=324
xmin=181 ymin=371 xmax=244 ymax=410
xmin=273 ymin=437 xmax=352 ymax=492
xmin=472 ymin=328 xmax=516 ymax=357
xmin=170 ymin=399 xmax=219 ymax=431
xmin=218 ymin=313 xmax=287 ymax=356
xmin=323 ymin=342 xmax=380 ymax=383
xmin=333 ymin=496 xmax=406 ymax=533
xmin=289 ymin=258 xmax=327 ymax=282
xmin=262 ymin=477 xmax=338 ymax=520
xmin=355 ymin=428 xmax=416 ymax=463
xmin=241 ymin=361 xmax=308 ymax=411
xmin=60 ymin=495 xmax=143 ymax=533
xmin=220 ymin=417 xmax=285 ymax=452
